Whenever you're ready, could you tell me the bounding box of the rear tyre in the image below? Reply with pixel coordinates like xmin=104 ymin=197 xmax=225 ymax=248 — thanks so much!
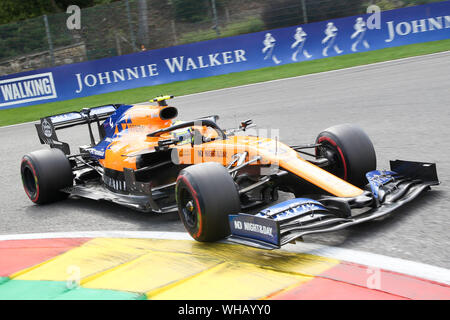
xmin=21 ymin=148 xmax=73 ymax=204
xmin=316 ymin=124 xmax=376 ymax=188
xmin=176 ymin=162 xmax=241 ymax=242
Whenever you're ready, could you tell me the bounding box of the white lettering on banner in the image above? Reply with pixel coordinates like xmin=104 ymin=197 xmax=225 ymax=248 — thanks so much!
xmin=164 ymin=49 xmax=247 ymax=73
xmin=126 ymin=67 xmax=139 ymax=80
xmin=84 ymin=74 xmax=97 ymax=87
xmin=112 ymin=70 xmax=125 ymax=82
xmin=235 ymin=49 xmax=247 ymax=62
xmin=222 ymin=51 xmax=233 ymax=64
xmin=97 ymin=72 xmax=111 ymax=85
xmin=75 ymin=64 xmax=159 ymax=93
xmin=165 ymin=56 xmax=184 ymax=73
xmin=2 ymin=79 xmax=53 ymax=100
xmin=74 ymin=49 xmax=246 ymax=93
xmin=186 ymin=58 xmax=198 ymax=70
xmin=197 ymin=56 xmax=208 ymax=68
xmin=148 ymin=64 xmax=158 ymax=76
xmin=0 ymin=73 xmax=57 ymax=107
xmin=412 ymin=19 xmax=427 ymax=33
xmin=385 ymin=15 xmax=450 ymax=42
xmin=428 ymin=17 xmax=445 ymax=30
xmin=208 ymin=53 xmax=222 ymax=66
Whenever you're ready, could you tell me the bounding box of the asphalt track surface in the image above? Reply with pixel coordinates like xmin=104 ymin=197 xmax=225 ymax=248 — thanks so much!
xmin=1 ymin=52 xmax=449 ymax=269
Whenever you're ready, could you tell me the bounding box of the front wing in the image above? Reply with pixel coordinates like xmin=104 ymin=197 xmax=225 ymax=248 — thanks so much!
xmin=227 ymin=160 xmax=439 ymax=249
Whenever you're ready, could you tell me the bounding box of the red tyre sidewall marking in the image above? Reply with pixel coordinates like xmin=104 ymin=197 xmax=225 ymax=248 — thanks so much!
xmin=177 ymin=175 xmax=203 ymax=240
xmin=21 ymin=158 xmax=39 ymax=202
xmin=318 ymin=136 xmax=348 ymax=181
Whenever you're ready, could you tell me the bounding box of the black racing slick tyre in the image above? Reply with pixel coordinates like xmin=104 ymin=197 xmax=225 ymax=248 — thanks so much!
xmin=21 ymin=148 xmax=73 ymax=204
xmin=316 ymin=124 xmax=376 ymax=188
xmin=176 ymin=162 xmax=241 ymax=242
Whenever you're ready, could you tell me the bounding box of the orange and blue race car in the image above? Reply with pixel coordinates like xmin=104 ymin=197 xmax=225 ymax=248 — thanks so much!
xmin=21 ymin=95 xmax=439 ymax=249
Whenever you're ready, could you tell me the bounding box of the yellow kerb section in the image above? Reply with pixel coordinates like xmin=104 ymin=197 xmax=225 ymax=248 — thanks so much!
xmin=11 ymin=238 xmax=340 ymax=300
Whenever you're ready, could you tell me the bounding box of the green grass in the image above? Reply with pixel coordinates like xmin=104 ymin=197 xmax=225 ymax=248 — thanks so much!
xmin=1 ymin=39 xmax=449 ymax=127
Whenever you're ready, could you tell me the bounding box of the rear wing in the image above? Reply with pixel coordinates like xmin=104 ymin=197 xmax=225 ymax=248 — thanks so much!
xmin=35 ymin=104 xmax=121 ymax=155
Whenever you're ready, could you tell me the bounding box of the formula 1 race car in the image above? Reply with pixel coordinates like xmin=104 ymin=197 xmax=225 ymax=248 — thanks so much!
xmin=21 ymin=95 xmax=439 ymax=249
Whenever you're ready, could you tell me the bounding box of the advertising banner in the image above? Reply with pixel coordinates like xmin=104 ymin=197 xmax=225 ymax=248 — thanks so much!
xmin=0 ymin=1 xmax=449 ymax=110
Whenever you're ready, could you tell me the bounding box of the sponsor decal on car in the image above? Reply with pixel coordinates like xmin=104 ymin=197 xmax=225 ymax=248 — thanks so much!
xmin=233 ymin=220 xmax=274 ymax=237
xmin=229 ymin=214 xmax=279 ymax=245
xmin=41 ymin=119 xmax=53 ymax=138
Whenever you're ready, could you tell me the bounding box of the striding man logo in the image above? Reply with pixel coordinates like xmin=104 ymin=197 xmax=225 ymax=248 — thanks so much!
xmin=321 ymin=22 xmax=343 ymax=56
xmin=291 ymin=27 xmax=312 ymax=61
xmin=262 ymin=33 xmax=282 ymax=64
xmin=351 ymin=17 xmax=370 ymax=52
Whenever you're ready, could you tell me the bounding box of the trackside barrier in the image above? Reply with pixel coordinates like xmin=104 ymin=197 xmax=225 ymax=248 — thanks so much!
xmin=0 ymin=1 xmax=449 ymax=110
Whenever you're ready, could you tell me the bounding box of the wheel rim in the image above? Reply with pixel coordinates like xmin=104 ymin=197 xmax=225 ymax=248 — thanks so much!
xmin=317 ymin=139 xmax=347 ymax=180
xmin=23 ymin=166 xmax=37 ymax=198
xmin=179 ymin=187 xmax=198 ymax=229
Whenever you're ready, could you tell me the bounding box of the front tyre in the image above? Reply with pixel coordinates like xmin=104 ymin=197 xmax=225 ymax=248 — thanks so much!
xmin=21 ymin=148 xmax=73 ymax=204
xmin=176 ymin=162 xmax=241 ymax=242
xmin=316 ymin=124 xmax=376 ymax=188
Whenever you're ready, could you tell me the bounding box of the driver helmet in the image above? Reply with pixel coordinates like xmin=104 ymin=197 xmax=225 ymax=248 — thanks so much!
xmin=172 ymin=121 xmax=193 ymax=145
